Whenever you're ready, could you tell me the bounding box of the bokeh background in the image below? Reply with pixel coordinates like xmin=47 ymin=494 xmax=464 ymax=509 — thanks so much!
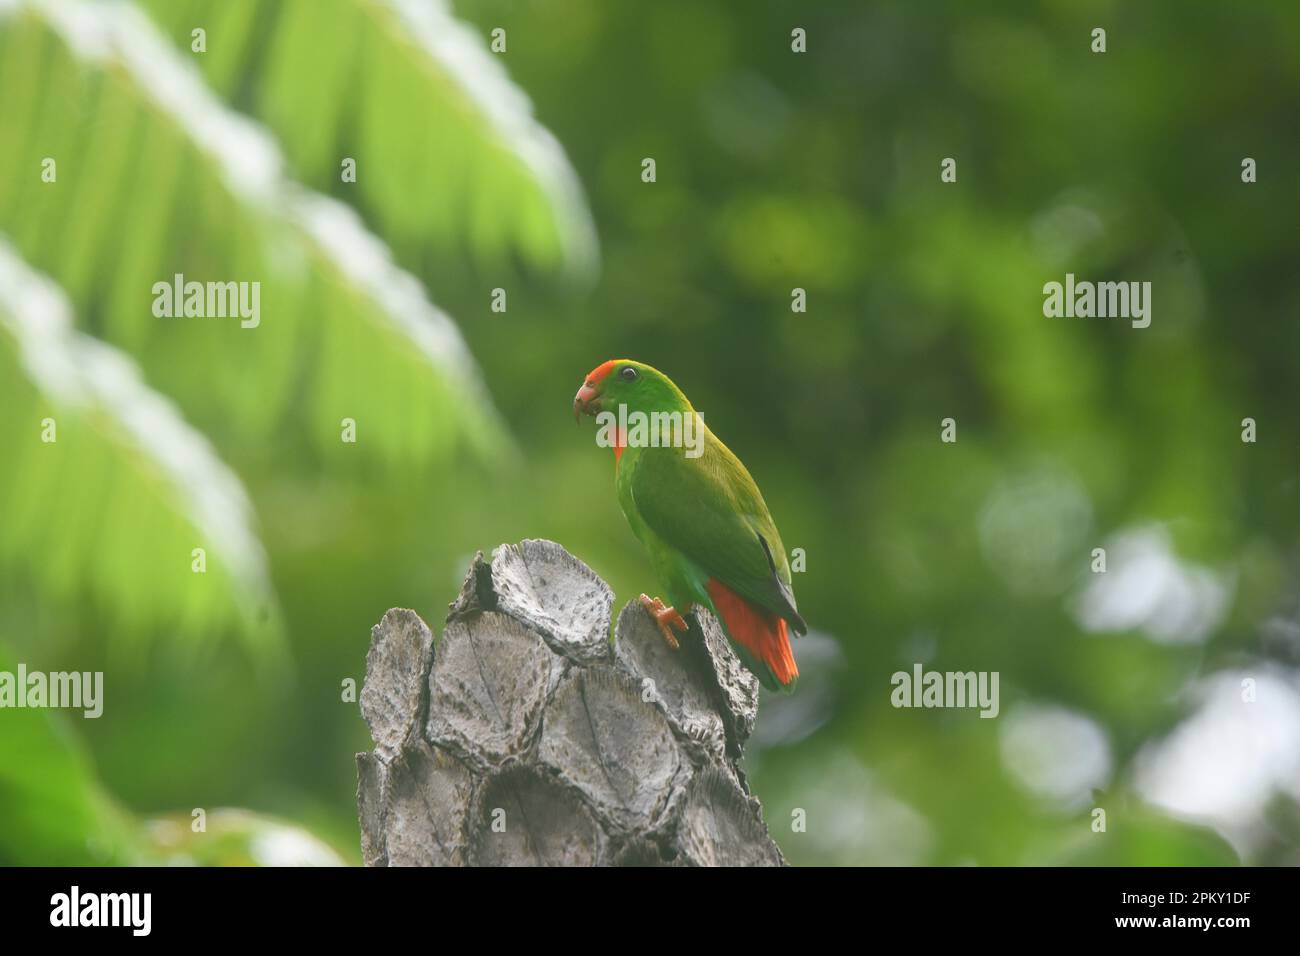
xmin=3 ymin=0 xmax=1299 ymax=866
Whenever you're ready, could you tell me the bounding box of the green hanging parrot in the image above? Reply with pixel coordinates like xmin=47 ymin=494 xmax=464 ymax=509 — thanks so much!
xmin=573 ymin=359 xmax=806 ymax=692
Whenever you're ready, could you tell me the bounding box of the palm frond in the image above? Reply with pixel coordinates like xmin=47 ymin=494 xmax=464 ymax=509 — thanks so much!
xmin=136 ymin=0 xmax=598 ymax=280
xmin=0 ymin=237 xmax=280 ymax=648
xmin=0 ymin=645 xmax=137 ymax=865
xmin=0 ymin=0 xmax=510 ymax=467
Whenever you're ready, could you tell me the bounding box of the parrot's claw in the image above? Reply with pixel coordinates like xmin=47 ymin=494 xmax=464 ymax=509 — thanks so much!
xmin=638 ymin=593 xmax=688 ymax=650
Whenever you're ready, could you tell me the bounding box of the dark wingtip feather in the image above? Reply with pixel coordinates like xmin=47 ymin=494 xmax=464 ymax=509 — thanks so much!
xmin=756 ymin=530 xmax=808 ymax=636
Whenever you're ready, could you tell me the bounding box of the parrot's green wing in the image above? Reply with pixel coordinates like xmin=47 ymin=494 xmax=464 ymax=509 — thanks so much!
xmin=629 ymin=435 xmax=806 ymax=632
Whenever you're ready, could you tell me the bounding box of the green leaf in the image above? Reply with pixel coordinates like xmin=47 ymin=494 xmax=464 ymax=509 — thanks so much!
xmin=0 ymin=0 xmax=511 ymax=467
xmin=0 ymin=645 xmax=137 ymax=865
xmin=138 ymin=0 xmax=598 ymax=280
xmin=142 ymin=808 xmax=346 ymax=866
xmin=0 ymin=238 xmax=281 ymax=651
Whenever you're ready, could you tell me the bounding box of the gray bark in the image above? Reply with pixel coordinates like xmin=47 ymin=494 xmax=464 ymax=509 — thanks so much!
xmin=356 ymin=538 xmax=785 ymax=866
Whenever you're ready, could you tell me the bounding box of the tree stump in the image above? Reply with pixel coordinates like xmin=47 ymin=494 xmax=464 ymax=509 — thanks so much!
xmin=356 ymin=538 xmax=785 ymax=866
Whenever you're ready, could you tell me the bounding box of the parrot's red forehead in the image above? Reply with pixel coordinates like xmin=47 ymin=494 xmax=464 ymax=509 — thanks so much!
xmin=585 ymin=360 xmax=620 ymax=385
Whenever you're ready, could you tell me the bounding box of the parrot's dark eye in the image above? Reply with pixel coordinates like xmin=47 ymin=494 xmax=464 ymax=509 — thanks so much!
xmin=619 ymin=366 xmax=638 ymax=382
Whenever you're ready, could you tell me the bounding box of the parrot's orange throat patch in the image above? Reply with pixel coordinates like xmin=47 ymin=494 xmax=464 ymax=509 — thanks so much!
xmin=705 ymin=579 xmax=798 ymax=687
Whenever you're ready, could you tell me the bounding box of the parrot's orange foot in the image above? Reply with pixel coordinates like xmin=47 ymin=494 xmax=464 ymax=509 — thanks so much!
xmin=638 ymin=593 xmax=689 ymax=649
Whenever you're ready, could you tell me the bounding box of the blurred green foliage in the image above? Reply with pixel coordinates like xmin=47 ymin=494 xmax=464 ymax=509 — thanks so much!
xmin=2 ymin=0 xmax=1299 ymax=865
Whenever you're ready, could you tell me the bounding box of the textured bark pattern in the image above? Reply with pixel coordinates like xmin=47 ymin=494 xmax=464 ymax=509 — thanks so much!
xmin=357 ymin=539 xmax=785 ymax=866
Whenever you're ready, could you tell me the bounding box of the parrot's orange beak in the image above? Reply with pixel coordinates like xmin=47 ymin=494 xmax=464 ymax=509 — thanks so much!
xmin=573 ymin=380 xmax=600 ymax=422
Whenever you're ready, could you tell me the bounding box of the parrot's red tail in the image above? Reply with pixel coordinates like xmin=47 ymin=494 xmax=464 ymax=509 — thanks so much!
xmin=705 ymin=579 xmax=798 ymax=691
